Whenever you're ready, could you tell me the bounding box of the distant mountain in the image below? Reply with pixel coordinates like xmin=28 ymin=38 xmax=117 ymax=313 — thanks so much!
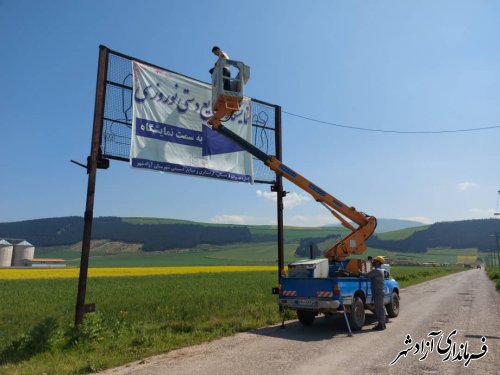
xmin=325 ymin=218 xmax=426 ymax=233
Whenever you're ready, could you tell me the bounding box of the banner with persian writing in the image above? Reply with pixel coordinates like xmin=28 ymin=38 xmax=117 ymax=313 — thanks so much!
xmin=131 ymin=61 xmax=253 ymax=183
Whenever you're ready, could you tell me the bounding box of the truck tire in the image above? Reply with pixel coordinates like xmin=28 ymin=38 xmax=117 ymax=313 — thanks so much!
xmin=297 ymin=310 xmax=316 ymax=326
xmin=347 ymin=296 xmax=365 ymax=331
xmin=385 ymin=291 xmax=400 ymax=318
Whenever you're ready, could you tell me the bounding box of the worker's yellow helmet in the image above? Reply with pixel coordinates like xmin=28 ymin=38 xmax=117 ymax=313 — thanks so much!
xmin=375 ymin=256 xmax=385 ymax=264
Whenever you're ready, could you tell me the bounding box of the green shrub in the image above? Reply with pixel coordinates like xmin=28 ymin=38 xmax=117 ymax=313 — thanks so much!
xmin=65 ymin=313 xmax=107 ymax=348
xmin=0 ymin=317 xmax=60 ymax=365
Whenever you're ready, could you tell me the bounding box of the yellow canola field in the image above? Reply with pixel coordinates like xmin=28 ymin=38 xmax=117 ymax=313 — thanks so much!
xmin=456 ymin=255 xmax=477 ymax=264
xmin=0 ymin=266 xmax=277 ymax=280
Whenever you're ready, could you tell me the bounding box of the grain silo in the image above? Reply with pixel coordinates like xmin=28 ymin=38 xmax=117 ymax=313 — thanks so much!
xmin=0 ymin=240 xmax=13 ymax=267
xmin=11 ymin=240 xmax=35 ymax=266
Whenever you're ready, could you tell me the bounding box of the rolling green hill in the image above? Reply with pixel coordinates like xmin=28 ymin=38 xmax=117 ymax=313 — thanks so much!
xmin=376 ymin=225 xmax=430 ymax=240
xmin=367 ymin=219 xmax=500 ymax=253
xmin=0 ymin=216 xmax=252 ymax=251
xmin=0 ymin=216 xmax=343 ymax=250
xmin=2 ymin=216 xmax=496 ymax=267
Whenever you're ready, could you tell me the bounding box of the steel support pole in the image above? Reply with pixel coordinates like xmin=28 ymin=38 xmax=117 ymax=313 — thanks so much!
xmin=75 ymin=45 xmax=109 ymax=326
xmin=275 ymin=105 xmax=284 ymax=281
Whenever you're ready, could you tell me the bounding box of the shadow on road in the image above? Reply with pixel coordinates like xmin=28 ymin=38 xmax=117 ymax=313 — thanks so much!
xmin=249 ymin=312 xmax=380 ymax=342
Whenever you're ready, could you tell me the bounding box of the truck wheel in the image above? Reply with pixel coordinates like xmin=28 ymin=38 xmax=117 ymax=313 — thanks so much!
xmin=297 ymin=310 xmax=316 ymax=326
xmin=348 ymin=296 xmax=365 ymax=331
xmin=385 ymin=291 xmax=400 ymax=318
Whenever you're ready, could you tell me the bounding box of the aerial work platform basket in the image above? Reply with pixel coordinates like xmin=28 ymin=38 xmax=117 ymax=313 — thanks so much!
xmin=210 ymin=57 xmax=250 ymax=127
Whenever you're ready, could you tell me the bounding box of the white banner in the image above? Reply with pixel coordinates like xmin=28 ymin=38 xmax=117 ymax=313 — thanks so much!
xmin=131 ymin=61 xmax=253 ymax=183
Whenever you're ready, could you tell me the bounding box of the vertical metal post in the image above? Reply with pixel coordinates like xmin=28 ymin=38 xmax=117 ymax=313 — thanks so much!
xmin=275 ymin=105 xmax=284 ymax=281
xmin=75 ymin=45 xmax=109 ymax=326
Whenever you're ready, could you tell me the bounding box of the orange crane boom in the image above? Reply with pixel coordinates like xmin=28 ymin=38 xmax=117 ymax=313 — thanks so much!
xmin=208 ymin=120 xmax=376 ymax=261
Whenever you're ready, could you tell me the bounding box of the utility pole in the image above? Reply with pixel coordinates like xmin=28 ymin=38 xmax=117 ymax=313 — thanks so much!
xmin=75 ymin=46 xmax=108 ymax=326
xmin=494 ymin=189 xmax=500 ymax=268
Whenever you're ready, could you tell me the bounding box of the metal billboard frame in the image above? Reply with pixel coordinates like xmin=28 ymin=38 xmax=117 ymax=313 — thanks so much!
xmin=75 ymin=45 xmax=284 ymax=325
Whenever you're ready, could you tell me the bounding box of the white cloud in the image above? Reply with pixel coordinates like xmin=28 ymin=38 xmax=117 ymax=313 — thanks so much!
xmin=469 ymin=208 xmax=495 ymax=216
xmin=256 ymin=189 xmax=310 ymax=209
xmin=256 ymin=189 xmax=275 ymax=201
xmin=284 ymin=192 xmax=311 ymax=209
xmin=211 ymin=214 xmax=246 ymax=225
xmin=399 ymin=216 xmax=434 ymax=225
xmin=286 ymin=214 xmax=334 ymax=227
xmin=210 ymin=214 xmax=276 ymax=225
xmin=458 ymin=182 xmax=478 ymax=191
xmin=211 ymin=213 xmax=338 ymax=227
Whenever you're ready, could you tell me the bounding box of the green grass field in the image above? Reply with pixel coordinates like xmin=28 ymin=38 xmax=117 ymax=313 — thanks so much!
xmin=0 ymin=272 xmax=280 ymax=374
xmin=0 ymin=266 xmax=464 ymax=374
xmin=37 ymin=240 xmax=481 ymax=269
xmin=38 ymin=241 xmax=304 ymax=267
xmin=486 ymin=267 xmax=500 ymax=291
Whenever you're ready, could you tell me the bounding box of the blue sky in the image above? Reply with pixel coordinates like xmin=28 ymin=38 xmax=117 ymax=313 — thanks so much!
xmin=1 ymin=0 xmax=499 ymax=226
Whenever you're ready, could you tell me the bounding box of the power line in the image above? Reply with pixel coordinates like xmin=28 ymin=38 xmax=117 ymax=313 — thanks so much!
xmin=282 ymin=110 xmax=500 ymax=134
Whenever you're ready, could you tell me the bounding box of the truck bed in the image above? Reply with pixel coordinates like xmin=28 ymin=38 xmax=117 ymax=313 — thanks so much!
xmin=279 ymin=275 xmax=398 ymax=310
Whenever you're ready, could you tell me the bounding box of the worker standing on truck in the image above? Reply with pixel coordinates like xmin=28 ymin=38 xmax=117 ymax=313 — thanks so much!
xmin=360 ymin=256 xmax=387 ymax=331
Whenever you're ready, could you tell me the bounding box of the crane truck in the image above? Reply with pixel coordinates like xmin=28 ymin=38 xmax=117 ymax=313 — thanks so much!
xmin=208 ymin=57 xmax=400 ymax=332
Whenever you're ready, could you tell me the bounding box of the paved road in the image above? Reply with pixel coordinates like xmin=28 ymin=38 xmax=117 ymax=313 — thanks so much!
xmin=100 ymin=269 xmax=500 ymax=375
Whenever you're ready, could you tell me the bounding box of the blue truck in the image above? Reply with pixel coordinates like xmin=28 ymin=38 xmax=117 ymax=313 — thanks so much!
xmin=208 ymin=58 xmax=400 ymax=331
xmin=279 ymin=258 xmax=400 ymax=330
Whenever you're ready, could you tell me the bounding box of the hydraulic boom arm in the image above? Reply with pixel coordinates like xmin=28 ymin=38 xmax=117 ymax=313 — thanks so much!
xmin=208 ymin=57 xmax=376 ymax=261
xmin=208 ymin=121 xmax=377 ymax=261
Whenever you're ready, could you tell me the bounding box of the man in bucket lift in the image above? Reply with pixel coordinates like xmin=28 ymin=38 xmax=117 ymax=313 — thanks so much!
xmin=209 ymin=46 xmax=231 ymax=90
xmin=360 ymin=256 xmax=388 ymax=331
